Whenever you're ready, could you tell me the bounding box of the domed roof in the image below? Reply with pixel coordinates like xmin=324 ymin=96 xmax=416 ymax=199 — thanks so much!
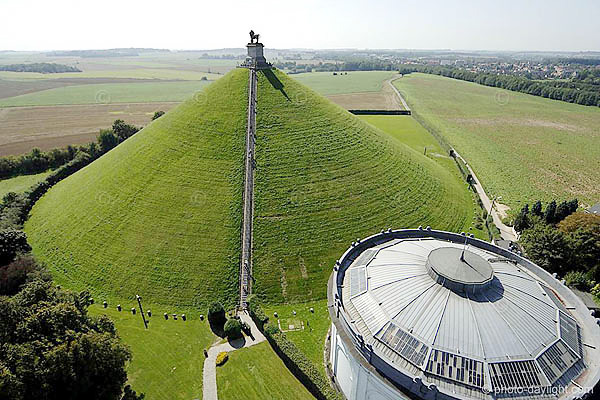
xmin=340 ymin=236 xmax=585 ymax=395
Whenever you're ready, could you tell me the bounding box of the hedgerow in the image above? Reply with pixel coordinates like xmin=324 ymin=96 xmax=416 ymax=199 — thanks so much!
xmin=248 ymin=296 xmax=342 ymax=400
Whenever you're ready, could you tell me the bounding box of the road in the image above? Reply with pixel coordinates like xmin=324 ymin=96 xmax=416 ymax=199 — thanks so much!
xmin=239 ymin=68 xmax=257 ymax=309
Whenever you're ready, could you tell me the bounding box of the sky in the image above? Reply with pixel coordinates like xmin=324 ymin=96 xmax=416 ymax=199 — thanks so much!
xmin=1 ymin=0 xmax=599 ymax=52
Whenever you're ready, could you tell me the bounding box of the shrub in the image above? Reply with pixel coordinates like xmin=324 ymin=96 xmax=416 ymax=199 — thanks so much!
xmin=0 ymin=256 xmax=48 ymax=296
xmin=208 ymin=302 xmax=226 ymax=326
xmin=215 ymin=351 xmax=229 ymax=366
xmin=564 ymin=271 xmax=593 ymax=291
xmin=152 ymin=111 xmax=165 ymax=120
xmin=591 ymin=283 xmax=600 ymax=297
xmin=0 ymin=229 xmax=31 ymax=265
xmin=223 ymin=318 xmax=242 ymax=339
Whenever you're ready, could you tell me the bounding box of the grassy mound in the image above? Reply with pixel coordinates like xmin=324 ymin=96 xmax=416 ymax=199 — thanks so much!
xmin=253 ymin=69 xmax=475 ymax=303
xmin=25 ymin=68 xmax=249 ymax=308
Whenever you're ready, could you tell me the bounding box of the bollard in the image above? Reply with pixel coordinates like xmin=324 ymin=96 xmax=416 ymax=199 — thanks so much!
xmin=200 ymin=314 xmax=204 ymax=321
xmin=90 ymin=298 xmax=94 ymax=304
xmin=274 ymin=312 xmax=278 ymax=318
xmin=310 ymin=307 xmax=314 ymax=313
xmin=103 ymin=301 xmax=108 ymax=308
xmin=182 ymin=314 xmax=187 ymax=321
xmin=131 ymin=308 xmax=136 ymax=315
xmin=173 ymin=314 xmax=178 ymax=320
xmin=117 ymin=304 xmax=122 ymax=312
xmin=164 ymin=313 xmax=168 ymax=320
xmin=147 ymin=310 xmax=152 ymax=317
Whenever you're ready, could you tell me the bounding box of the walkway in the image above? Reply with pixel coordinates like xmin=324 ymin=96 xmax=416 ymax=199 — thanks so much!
xmin=239 ymin=68 xmax=257 ymax=308
xmin=388 ymin=76 xmax=411 ymax=111
xmin=202 ymin=311 xmax=266 ymax=400
xmin=452 ymin=151 xmax=518 ymax=242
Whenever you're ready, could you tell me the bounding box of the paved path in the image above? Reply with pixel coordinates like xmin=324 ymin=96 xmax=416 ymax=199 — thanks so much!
xmin=239 ymin=68 xmax=257 ymax=308
xmin=202 ymin=312 xmax=266 ymax=400
xmin=452 ymin=151 xmax=518 ymax=242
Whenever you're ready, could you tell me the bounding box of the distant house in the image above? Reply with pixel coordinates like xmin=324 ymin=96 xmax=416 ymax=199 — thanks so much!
xmin=585 ymin=203 xmax=600 ymax=215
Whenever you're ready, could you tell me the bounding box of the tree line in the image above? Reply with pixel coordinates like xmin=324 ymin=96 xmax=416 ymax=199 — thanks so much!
xmin=398 ymin=65 xmax=600 ymax=107
xmin=0 ymin=63 xmax=81 ymax=73
xmin=0 ymin=119 xmax=144 ymax=179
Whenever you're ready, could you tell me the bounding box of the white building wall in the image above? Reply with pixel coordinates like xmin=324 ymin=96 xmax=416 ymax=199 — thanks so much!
xmin=330 ymin=323 xmax=413 ymax=400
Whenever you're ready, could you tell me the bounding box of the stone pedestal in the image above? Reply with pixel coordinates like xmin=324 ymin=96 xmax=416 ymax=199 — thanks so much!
xmin=243 ymin=42 xmax=270 ymax=69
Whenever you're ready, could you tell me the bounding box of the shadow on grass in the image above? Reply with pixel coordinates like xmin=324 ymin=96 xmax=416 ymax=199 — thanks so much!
xmin=261 ymin=69 xmax=290 ymax=101
xmin=209 ymin=318 xmax=226 ymax=338
xmin=228 ymin=336 xmax=246 ymax=349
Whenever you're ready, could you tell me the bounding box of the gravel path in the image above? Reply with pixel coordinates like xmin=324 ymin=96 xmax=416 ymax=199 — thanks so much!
xmin=202 ymin=312 xmax=266 ymax=400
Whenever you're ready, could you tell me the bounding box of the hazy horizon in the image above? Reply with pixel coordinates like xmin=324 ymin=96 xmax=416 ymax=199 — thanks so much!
xmin=1 ymin=0 xmax=599 ymax=53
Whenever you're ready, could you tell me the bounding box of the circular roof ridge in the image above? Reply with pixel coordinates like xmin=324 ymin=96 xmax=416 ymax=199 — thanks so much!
xmin=426 ymin=247 xmax=494 ymax=294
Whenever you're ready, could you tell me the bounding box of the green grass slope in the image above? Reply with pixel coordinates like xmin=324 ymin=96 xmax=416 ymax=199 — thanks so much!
xmin=25 ymin=68 xmax=248 ymax=308
xmin=395 ymin=73 xmax=600 ymax=210
xmin=253 ymin=69 xmax=476 ymax=303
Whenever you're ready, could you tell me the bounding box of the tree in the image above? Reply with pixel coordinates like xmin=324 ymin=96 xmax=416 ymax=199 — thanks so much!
xmin=112 ymin=120 xmax=139 ymax=142
xmin=208 ymin=302 xmax=226 ymax=326
xmin=531 ymin=201 xmax=543 ymax=217
xmin=514 ymin=205 xmax=530 ymax=232
xmin=0 ymin=256 xmax=49 ymax=296
xmin=520 ymin=223 xmax=571 ymax=274
xmin=0 ymin=280 xmax=137 ymax=400
xmin=544 ymin=200 xmax=557 ymax=224
xmin=151 ymin=111 xmax=165 ymax=120
xmin=223 ymin=318 xmax=242 ymax=339
xmin=0 ymin=229 xmax=31 ymax=266
xmin=97 ymin=130 xmax=119 ymax=153
xmin=555 ymin=201 xmax=572 ymax=223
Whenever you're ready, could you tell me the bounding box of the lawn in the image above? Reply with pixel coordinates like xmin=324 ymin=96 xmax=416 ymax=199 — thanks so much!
xmin=25 ymin=69 xmax=248 ymax=309
xmin=253 ymin=69 xmax=478 ymax=304
xmin=394 ymin=73 xmax=600 ymax=211
xmin=88 ymin=303 xmax=216 ymax=400
xmin=263 ymin=300 xmax=330 ymax=376
xmin=216 ymin=342 xmax=315 ymax=400
xmin=0 ymin=80 xmax=212 ymax=106
xmin=292 ymin=71 xmax=397 ymax=95
xmin=0 ymin=170 xmax=53 ymax=199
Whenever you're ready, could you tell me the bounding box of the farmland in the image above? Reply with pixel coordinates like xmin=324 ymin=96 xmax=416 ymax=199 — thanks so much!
xmin=24 ymin=69 xmax=249 ymax=309
xmin=88 ymin=304 xmax=216 ymax=400
xmin=0 ymin=80 xmax=211 ymax=106
xmin=0 ymin=51 xmax=236 ymax=154
xmin=292 ymin=71 xmax=396 ymax=95
xmin=216 ymin=342 xmax=315 ymax=400
xmin=394 ymin=73 xmax=600 ymax=210
xmin=253 ymin=69 xmax=479 ymax=304
xmin=0 ymin=102 xmax=178 ymax=155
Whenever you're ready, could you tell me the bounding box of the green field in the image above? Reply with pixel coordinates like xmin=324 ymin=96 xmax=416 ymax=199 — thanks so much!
xmin=0 ymin=170 xmax=53 ymax=199
xmin=394 ymin=73 xmax=600 ymax=210
xmin=0 ymin=80 xmax=212 ymax=106
xmin=216 ymin=342 xmax=315 ymax=400
xmin=253 ymin=70 xmax=478 ymax=304
xmin=292 ymin=71 xmax=396 ymax=95
xmin=25 ymin=69 xmax=248 ymax=309
xmin=88 ymin=304 xmax=215 ymax=400
xmin=263 ymin=300 xmax=330 ymax=376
